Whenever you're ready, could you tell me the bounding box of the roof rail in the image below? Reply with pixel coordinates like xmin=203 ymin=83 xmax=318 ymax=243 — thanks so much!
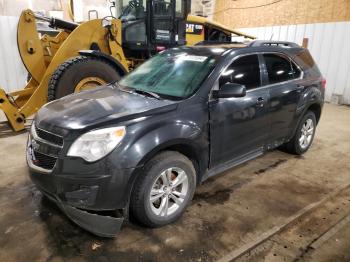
xmin=194 ymin=40 xmax=247 ymax=46
xmin=248 ymin=40 xmax=300 ymax=48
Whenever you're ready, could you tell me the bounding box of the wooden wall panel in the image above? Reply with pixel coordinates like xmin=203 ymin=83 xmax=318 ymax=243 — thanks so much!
xmin=214 ymin=0 xmax=350 ymax=28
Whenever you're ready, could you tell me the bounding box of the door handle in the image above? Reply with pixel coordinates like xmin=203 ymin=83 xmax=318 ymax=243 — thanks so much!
xmin=256 ymin=97 xmax=265 ymax=107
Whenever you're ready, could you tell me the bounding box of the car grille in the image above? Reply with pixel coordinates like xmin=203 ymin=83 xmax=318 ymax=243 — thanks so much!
xmin=35 ymin=126 xmax=63 ymax=146
xmin=33 ymin=151 xmax=57 ymax=170
xmin=28 ymin=123 xmax=64 ymax=172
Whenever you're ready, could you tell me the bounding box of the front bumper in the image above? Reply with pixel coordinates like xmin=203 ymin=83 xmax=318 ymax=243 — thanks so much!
xmin=27 ymin=126 xmax=137 ymax=237
xmin=34 ymin=180 xmax=124 ymax=237
xmin=28 ymin=163 xmax=135 ymax=237
xmin=28 ymin=161 xmax=136 ymax=237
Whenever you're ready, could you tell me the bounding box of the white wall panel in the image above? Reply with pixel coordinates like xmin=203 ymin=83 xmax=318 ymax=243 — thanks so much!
xmin=240 ymin=22 xmax=350 ymax=105
xmin=0 ymin=16 xmax=27 ymax=93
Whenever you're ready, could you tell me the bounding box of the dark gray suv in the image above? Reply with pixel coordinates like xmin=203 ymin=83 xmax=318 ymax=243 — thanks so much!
xmin=27 ymin=40 xmax=325 ymax=237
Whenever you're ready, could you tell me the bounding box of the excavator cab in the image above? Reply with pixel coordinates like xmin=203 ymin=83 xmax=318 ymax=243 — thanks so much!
xmin=120 ymin=0 xmax=189 ymax=58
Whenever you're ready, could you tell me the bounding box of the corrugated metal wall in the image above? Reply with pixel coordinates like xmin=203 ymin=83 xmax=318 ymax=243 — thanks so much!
xmin=240 ymin=22 xmax=350 ymax=105
xmin=0 ymin=16 xmax=27 ymax=93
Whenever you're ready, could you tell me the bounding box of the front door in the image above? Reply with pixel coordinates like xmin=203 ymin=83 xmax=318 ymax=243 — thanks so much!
xmin=209 ymin=54 xmax=270 ymax=167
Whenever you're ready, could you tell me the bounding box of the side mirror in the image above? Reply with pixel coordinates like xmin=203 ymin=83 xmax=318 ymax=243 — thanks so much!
xmin=215 ymin=82 xmax=246 ymax=98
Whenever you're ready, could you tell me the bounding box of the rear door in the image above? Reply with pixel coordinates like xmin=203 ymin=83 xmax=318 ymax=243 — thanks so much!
xmin=262 ymin=53 xmax=303 ymax=144
xmin=209 ymin=54 xmax=270 ymax=167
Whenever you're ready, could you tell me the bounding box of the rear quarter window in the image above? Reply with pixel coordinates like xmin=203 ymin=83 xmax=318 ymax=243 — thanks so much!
xmin=294 ymin=50 xmax=321 ymax=77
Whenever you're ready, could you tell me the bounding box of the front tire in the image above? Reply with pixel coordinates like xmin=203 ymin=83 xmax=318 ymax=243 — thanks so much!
xmin=284 ymin=111 xmax=317 ymax=155
xmin=48 ymin=56 xmax=121 ymax=101
xmin=130 ymin=151 xmax=196 ymax=228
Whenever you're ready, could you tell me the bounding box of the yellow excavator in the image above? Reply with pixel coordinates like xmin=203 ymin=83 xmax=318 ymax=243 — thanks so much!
xmin=0 ymin=0 xmax=255 ymax=132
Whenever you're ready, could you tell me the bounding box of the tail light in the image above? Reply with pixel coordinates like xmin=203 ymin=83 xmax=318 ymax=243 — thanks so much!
xmin=322 ymin=78 xmax=326 ymax=89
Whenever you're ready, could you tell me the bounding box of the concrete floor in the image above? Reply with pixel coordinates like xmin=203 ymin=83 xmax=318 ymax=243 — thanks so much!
xmin=0 ymin=103 xmax=350 ymax=262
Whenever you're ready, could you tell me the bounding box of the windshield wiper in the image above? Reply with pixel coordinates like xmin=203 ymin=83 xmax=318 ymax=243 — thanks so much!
xmin=114 ymin=83 xmax=162 ymax=100
xmin=114 ymin=82 xmax=134 ymax=94
xmin=133 ymin=89 xmax=161 ymax=100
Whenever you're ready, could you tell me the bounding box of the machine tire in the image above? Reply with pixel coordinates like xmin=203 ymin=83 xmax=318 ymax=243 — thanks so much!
xmin=47 ymin=56 xmax=122 ymax=101
xmin=130 ymin=151 xmax=196 ymax=228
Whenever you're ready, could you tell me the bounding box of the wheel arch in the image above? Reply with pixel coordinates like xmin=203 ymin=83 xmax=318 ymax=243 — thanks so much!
xmin=287 ymin=101 xmax=322 ymax=144
xmin=307 ymin=103 xmax=322 ymax=124
xmin=78 ymin=50 xmax=128 ymax=77
xmin=141 ymin=141 xmax=205 ymax=182
xmin=123 ymin=140 xmax=206 ymax=215
xmin=131 ymin=139 xmax=206 ymax=186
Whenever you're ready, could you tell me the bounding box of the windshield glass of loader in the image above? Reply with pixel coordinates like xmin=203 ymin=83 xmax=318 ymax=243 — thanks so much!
xmin=119 ymin=50 xmax=217 ymax=99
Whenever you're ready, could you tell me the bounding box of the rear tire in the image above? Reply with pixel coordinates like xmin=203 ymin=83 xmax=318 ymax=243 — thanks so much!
xmin=284 ymin=111 xmax=317 ymax=155
xmin=130 ymin=151 xmax=196 ymax=228
xmin=47 ymin=56 xmax=121 ymax=101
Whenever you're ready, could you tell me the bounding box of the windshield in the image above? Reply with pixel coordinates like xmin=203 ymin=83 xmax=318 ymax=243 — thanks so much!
xmin=119 ymin=0 xmax=146 ymax=21
xmin=119 ymin=50 xmax=218 ymax=99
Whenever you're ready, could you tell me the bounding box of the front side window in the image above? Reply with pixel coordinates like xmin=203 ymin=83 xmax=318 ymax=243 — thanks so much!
xmin=119 ymin=50 xmax=218 ymax=99
xmin=263 ymin=54 xmax=301 ymax=84
xmin=120 ymin=0 xmax=147 ymax=22
xmin=219 ymin=55 xmax=261 ymax=90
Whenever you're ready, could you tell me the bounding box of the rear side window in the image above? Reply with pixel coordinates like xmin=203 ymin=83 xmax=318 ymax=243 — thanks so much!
xmin=263 ymin=54 xmax=301 ymax=84
xmin=220 ymin=55 xmax=261 ymax=90
xmin=295 ymin=50 xmax=321 ymax=76
xmin=291 ymin=62 xmax=301 ymax=78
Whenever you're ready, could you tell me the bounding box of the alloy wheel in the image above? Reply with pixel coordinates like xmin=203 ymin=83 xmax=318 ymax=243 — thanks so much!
xmin=299 ymin=118 xmax=314 ymax=149
xmin=149 ymin=167 xmax=189 ymax=217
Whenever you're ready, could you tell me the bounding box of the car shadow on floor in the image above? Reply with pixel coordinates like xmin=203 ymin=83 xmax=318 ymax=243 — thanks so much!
xmin=38 ymin=195 xmax=112 ymax=257
xmin=38 ymin=194 xmax=153 ymax=259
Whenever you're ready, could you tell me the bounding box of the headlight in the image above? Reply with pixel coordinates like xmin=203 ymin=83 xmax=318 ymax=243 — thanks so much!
xmin=67 ymin=126 xmax=126 ymax=162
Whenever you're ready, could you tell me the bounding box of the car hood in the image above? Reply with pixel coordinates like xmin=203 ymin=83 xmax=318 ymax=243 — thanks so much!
xmin=35 ymin=85 xmax=177 ymax=136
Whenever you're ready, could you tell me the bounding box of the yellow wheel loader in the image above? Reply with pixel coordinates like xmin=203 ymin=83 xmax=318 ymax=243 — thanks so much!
xmin=0 ymin=0 xmax=255 ymax=132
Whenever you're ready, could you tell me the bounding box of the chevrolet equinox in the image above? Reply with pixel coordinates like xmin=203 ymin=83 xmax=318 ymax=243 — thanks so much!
xmin=27 ymin=40 xmax=325 ymax=237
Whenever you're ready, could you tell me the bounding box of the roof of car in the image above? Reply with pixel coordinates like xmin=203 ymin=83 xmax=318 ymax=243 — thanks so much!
xmin=170 ymin=43 xmax=246 ymax=57
xmin=195 ymin=42 xmax=248 ymax=49
xmin=170 ymin=40 xmax=303 ymax=59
